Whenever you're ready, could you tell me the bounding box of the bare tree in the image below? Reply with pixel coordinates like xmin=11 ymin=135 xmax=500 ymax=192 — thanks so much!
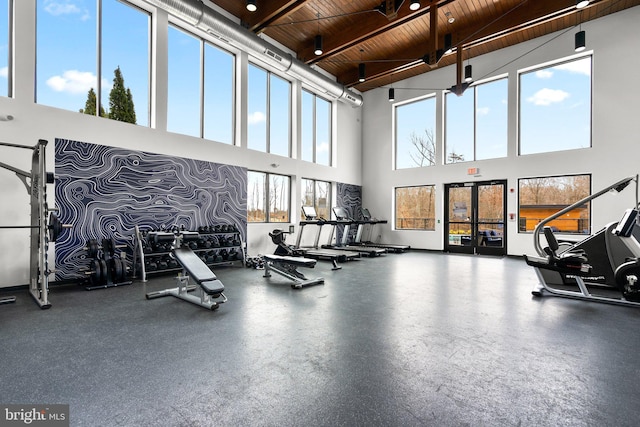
xmin=520 ymin=178 xmax=552 ymax=204
xmin=409 ymin=128 xmax=436 ymax=167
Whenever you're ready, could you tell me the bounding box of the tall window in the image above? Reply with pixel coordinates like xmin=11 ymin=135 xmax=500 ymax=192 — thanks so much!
xmin=204 ymin=43 xmax=234 ymax=144
xmin=0 ymin=0 xmax=10 ymax=98
xmin=445 ymin=77 xmax=508 ymax=163
xmin=247 ymin=64 xmax=291 ymax=156
xmin=248 ymin=171 xmax=290 ymax=223
xmin=301 ymin=90 xmax=332 ymax=166
xmin=395 ymin=95 xmax=436 ymax=169
xmin=168 ymin=25 xmax=235 ymax=143
xmin=395 ymin=186 xmax=436 ymax=230
xmin=301 ymin=178 xmax=331 ymax=219
xmin=101 ymin=0 xmax=149 ymax=126
xmin=518 ymin=174 xmax=591 ymax=234
xmin=520 ymin=56 xmax=592 ymax=155
xmin=37 ymin=0 xmax=97 ymax=112
xmin=37 ymin=0 xmax=150 ymax=126
xmin=167 ymin=26 xmax=200 ymax=137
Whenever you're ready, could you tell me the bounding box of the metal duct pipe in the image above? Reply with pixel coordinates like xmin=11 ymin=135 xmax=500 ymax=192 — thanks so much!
xmin=143 ymin=0 xmax=363 ymax=107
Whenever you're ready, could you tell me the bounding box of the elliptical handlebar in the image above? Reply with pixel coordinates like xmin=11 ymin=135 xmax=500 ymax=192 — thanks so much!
xmin=533 ymin=175 xmax=638 ymax=257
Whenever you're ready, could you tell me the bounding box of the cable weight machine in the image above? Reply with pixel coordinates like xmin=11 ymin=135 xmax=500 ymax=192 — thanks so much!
xmin=0 ymin=139 xmax=72 ymax=309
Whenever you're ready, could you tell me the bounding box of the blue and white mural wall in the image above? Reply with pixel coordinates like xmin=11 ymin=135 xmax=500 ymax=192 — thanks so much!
xmin=336 ymin=183 xmax=362 ymax=219
xmin=54 ymin=139 xmax=247 ymax=281
xmin=336 ymin=183 xmax=362 ymax=242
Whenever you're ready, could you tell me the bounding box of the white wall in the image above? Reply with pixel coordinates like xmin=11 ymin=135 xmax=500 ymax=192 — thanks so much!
xmin=0 ymin=0 xmax=362 ymax=287
xmin=361 ymin=6 xmax=640 ymax=257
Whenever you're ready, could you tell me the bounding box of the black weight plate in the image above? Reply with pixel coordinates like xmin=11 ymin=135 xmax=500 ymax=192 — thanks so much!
xmin=99 ymin=260 xmax=108 ymax=285
xmin=48 ymin=212 xmax=63 ymax=242
xmin=87 ymin=239 xmax=99 ymax=258
xmin=90 ymin=259 xmax=101 ymax=286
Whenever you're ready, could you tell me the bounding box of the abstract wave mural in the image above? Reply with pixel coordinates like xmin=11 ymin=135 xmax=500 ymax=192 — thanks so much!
xmin=336 ymin=183 xmax=362 ymax=242
xmin=54 ymin=139 xmax=247 ymax=281
xmin=336 ymin=183 xmax=362 ymax=219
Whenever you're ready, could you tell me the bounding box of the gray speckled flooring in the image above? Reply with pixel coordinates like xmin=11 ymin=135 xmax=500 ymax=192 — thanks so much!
xmin=2 ymin=251 xmax=640 ymax=426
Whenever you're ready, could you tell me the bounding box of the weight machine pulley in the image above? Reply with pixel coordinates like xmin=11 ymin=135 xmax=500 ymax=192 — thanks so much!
xmin=0 ymin=139 xmax=72 ymax=309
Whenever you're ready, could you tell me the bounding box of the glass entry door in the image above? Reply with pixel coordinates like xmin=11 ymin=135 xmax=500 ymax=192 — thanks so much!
xmin=444 ymin=180 xmax=506 ymax=256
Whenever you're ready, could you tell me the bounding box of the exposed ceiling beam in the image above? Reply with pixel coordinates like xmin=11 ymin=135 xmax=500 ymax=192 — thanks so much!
xmin=247 ymin=0 xmax=310 ymax=33
xmin=301 ymin=0 xmax=456 ymax=64
xmin=339 ymin=0 xmax=589 ymax=88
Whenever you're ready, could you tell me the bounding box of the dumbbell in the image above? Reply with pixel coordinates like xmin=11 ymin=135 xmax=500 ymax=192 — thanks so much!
xmin=145 ymin=260 xmax=158 ymax=271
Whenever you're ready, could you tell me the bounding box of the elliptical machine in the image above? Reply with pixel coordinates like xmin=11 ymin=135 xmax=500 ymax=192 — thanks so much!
xmin=524 ymin=175 xmax=640 ymax=307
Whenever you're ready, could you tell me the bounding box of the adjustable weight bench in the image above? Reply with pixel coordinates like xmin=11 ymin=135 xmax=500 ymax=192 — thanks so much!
xmin=145 ymin=231 xmax=227 ymax=310
xmin=263 ymin=254 xmax=324 ymax=289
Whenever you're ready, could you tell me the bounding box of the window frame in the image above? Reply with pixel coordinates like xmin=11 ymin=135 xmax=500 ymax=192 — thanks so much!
xmin=517 ymin=173 xmax=592 ymax=235
xmin=444 ymin=75 xmax=508 ymax=164
xmin=394 ymin=185 xmax=437 ymax=231
xmin=518 ymin=54 xmax=593 ymax=156
xmin=36 ymin=0 xmax=152 ymax=124
xmin=247 ymin=170 xmax=291 ymax=223
xmin=394 ymin=94 xmax=437 ymax=170
xmin=167 ymin=20 xmax=236 ymax=143
xmin=1 ymin=0 xmax=12 ymax=98
xmin=301 ymin=89 xmax=333 ymax=166
xmin=301 ymin=178 xmax=332 ymax=220
xmin=247 ymin=62 xmax=292 ymax=156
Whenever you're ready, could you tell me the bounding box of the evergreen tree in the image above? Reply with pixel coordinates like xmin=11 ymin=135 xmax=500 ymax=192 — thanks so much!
xmin=125 ymin=87 xmax=136 ymax=125
xmin=80 ymin=87 xmax=105 ymax=117
xmin=108 ymin=66 xmax=136 ymax=124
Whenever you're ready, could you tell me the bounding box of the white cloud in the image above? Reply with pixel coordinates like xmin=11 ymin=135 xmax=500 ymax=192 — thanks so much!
xmin=46 ymin=70 xmax=107 ymax=95
xmin=44 ymin=0 xmax=91 ymax=21
xmin=247 ymin=111 xmax=266 ymax=125
xmin=317 ymin=142 xmax=329 ymax=153
xmin=476 ymin=107 xmax=490 ymax=116
xmin=553 ymin=60 xmax=591 ymax=76
xmin=535 ymin=70 xmax=553 ymax=79
xmin=527 ymin=88 xmax=569 ymax=106
xmin=0 ymin=66 xmax=7 ymax=78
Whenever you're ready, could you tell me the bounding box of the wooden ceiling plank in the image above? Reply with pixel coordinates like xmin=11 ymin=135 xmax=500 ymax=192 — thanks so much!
xmin=298 ymin=0 xmax=456 ymax=64
xmin=248 ymin=0 xmax=311 ymax=33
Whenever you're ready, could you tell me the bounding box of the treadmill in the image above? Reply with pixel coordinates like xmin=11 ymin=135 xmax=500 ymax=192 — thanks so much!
xmin=326 ymin=207 xmax=387 ymax=257
xmin=356 ymin=208 xmax=410 ymax=253
xmin=296 ymin=206 xmax=361 ymax=265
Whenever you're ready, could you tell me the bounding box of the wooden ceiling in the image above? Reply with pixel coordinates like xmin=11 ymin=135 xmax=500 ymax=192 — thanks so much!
xmin=205 ymin=0 xmax=640 ymax=92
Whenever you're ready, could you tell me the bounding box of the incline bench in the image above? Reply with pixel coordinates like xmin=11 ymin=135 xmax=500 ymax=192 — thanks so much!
xmin=145 ymin=231 xmax=227 ymax=310
xmin=263 ymin=254 xmax=324 ymax=289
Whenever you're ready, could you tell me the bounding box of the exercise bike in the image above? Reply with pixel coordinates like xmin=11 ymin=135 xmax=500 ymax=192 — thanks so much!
xmin=524 ymin=175 xmax=640 ymax=307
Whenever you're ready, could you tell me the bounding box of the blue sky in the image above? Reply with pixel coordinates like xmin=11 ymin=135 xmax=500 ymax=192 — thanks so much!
xmin=10 ymin=1 xmax=590 ymax=164
xmin=395 ymin=56 xmax=591 ymax=168
xmin=37 ymin=0 xmax=150 ymax=125
xmin=0 ymin=0 xmax=7 ymax=97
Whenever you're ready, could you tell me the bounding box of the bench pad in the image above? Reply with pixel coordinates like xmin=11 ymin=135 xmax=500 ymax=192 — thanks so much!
xmin=174 ymin=247 xmax=217 ymax=283
xmin=201 ymin=279 xmax=225 ymax=295
xmin=264 ymin=254 xmax=316 ymax=268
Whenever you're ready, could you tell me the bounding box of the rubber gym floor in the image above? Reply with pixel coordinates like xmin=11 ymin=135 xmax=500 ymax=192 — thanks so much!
xmin=1 ymin=251 xmax=640 ymax=427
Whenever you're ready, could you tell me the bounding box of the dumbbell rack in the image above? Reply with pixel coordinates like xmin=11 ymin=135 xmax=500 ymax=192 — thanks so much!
xmin=133 ymin=225 xmax=245 ymax=282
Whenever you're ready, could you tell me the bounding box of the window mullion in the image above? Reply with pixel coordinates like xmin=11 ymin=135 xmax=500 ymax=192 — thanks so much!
xmin=200 ymin=39 xmax=205 ymax=138
xmin=265 ymin=173 xmax=270 ymax=222
xmin=96 ymin=0 xmax=102 ymax=117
